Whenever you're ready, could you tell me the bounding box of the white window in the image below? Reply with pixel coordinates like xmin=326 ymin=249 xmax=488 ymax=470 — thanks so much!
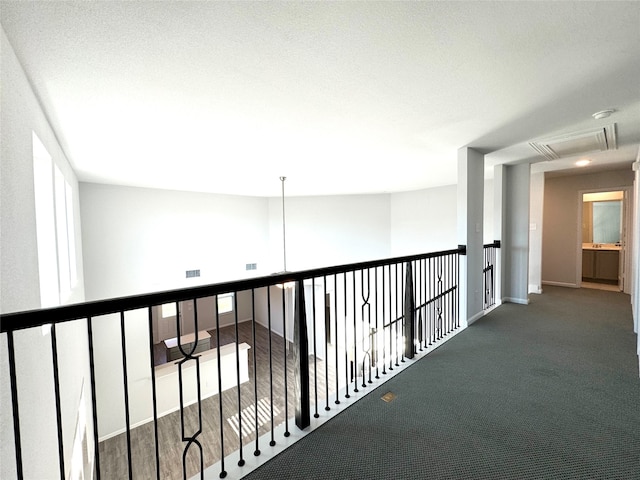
xmin=33 ymin=132 xmax=78 ymax=306
xmin=217 ymin=293 xmax=234 ymax=314
xmin=161 ymin=294 xmax=233 ymax=319
xmin=66 ymin=181 xmax=78 ymax=288
xmin=55 ymin=165 xmax=71 ymax=300
xmin=161 ymin=302 xmax=177 ymax=318
xmin=33 ymin=135 xmax=58 ymax=307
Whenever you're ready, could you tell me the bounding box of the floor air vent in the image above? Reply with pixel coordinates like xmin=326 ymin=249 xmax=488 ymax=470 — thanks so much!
xmin=381 ymin=391 xmax=397 ymax=403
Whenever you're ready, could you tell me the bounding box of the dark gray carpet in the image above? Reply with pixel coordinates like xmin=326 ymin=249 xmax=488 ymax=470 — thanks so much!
xmin=241 ymin=286 xmax=640 ymax=479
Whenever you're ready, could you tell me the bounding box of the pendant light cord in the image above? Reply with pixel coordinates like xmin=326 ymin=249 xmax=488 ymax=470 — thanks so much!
xmin=280 ymin=176 xmax=287 ymax=272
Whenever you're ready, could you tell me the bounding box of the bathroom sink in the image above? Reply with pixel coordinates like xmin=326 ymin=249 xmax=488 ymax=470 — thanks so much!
xmin=582 ymin=243 xmax=621 ymax=251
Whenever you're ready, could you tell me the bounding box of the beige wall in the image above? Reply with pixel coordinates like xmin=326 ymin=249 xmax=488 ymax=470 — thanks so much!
xmin=542 ymin=169 xmax=634 ymax=287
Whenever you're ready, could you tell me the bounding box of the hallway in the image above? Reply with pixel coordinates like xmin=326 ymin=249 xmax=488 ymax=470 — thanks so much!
xmin=240 ymin=286 xmax=640 ymax=479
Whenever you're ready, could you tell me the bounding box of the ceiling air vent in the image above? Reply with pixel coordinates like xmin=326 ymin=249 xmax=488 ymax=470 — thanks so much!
xmin=529 ymin=124 xmax=616 ymax=161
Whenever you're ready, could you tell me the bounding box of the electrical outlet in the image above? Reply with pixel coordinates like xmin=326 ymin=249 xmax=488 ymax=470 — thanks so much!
xmin=186 ymin=269 xmax=200 ymax=278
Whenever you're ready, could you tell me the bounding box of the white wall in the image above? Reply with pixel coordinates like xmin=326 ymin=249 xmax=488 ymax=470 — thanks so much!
xmin=484 ymin=178 xmax=495 ymax=244
xmin=390 ymin=185 xmax=457 ymax=256
xmin=80 ymin=183 xmax=269 ymax=300
xmin=81 ymin=186 xmax=393 ymax=302
xmin=457 ymin=148 xmax=485 ymax=324
xmin=268 ymin=194 xmax=391 ymax=273
xmin=1 ymin=27 xmax=89 ymax=480
xmin=80 ymin=185 xmax=453 ymax=446
xmin=92 ymin=310 xmax=150 ymax=440
xmin=0 ymin=31 xmax=85 ymax=312
xmin=254 ymin=286 xmax=291 ymax=341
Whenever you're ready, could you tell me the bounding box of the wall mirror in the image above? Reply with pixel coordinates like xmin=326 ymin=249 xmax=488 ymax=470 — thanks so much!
xmin=582 ymin=191 xmax=623 ymax=244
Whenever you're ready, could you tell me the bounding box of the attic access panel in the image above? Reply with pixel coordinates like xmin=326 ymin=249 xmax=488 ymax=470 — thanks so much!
xmin=529 ymin=124 xmax=616 ymax=161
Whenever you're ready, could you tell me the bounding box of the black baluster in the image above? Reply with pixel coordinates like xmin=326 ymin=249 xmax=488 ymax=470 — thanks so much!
xmin=86 ymin=318 xmax=100 ymax=480
xmin=359 ymin=270 xmax=366 ymax=388
xmin=120 ymin=311 xmax=133 ymax=480
xmin=361 ymin=268 xmax=372 ymax=386
xmin=428 ymin=257 xmax=433 ymax=346
xmin=418 ymin=260 xmax=423 ymax=351
xmin=388 ymin=264 xmax=393 ymax=371
xmin=251 ymin=289 xmax=261 ymax=457
xmin=403 ymin=262 xmax=415 ymax=359
xmin=214 ymin=297 xmax=227 ymax=478
xmin=267 ymin=287 xmax=275 ymax=447
xmin=381 ymin=265 xmax=386 ymax=376
xmin=324 ymin=276 xmax=330 ymax=412
xmin=294 ymin=279 xmax=310 ymax=429
xmin=401 ymin=262 xmax=406 ymax=363
xmin=334 ymin=274 xmax=340 ymax=405
xmin=343 ymin=273 xmax=350 ymax=399
xmin=394 ymin=264 xmax=398 ymax=365
xmin=374 ymin=267 xmax=380 ymax=380
xmin=234 ymin=293 xmax=245 ymax=467
xmin=7 ymin=330 xmax=23 ymax=480
xmin=50 ymin=323 xmax=65 ymax=479
xmin=312 ymin=278 xmax=319 ymax=418
xmin=282 ymin=286 xmax=289 ymax=437
xmin=353 ymin=271 xmax=358 ymax=393
xmin=179 ymin=299 xmax=203 ymax=480
xmin=146 ymin=308 xmax=160 ymax=480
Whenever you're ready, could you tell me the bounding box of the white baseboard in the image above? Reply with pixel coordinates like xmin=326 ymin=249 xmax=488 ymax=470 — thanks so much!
xmin=542 ymin=281 xmax=578 ymax=289
xmin=467 ymin=310 xmax=485 ymax=326
xmin=200 ymin=325 xmax=467 ymax=480
xmin=217 ymin=316 xmax=253 ymax=328
xmin=528 ymin=285 xmax=543 ymax=294
xmin=503 ymin=296 xmax=530 ymax=305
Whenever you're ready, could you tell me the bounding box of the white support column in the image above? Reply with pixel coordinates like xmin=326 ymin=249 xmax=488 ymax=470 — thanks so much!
xmin=501 ymin=163 xmax=531 ymax=304
xmin=457 ymin=147 xmax=484 ymax=326
xmin=529 ymin=171 xmax=545 ymax=294
xmin=631 ymin=156 xmax=639 ymax=375
xmin=493 ymin=165 xmax=505 ymax=304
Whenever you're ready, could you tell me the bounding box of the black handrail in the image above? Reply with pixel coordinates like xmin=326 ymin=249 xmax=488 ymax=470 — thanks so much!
xmin=3 ymin=246 xmax=465 ymax=480
xmin=483 ymin=241 xmax=500 ymax=310
xmin=0 ymin=247 xmax=463 ymax=332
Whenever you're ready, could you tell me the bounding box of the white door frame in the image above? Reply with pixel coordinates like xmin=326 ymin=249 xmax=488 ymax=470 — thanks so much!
xmin=576 ymin=186 xmax=633 ymax=292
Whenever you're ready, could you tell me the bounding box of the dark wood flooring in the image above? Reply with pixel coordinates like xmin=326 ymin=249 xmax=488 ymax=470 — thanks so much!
xmin=98 ymin=321 xmax=339 ymax=480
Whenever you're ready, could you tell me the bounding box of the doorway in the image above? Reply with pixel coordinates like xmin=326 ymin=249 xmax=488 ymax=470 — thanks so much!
xmin=578 ymin=188 xmax=631 ymax=292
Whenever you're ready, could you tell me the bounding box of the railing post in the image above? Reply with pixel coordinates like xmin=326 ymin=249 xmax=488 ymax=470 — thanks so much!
xmin=7 ymin=331 xmax=23 ymax=480
xmin=294 ymin=280 xmax=310 ymax=429
xmin=404 ymin=262 xmax=416 ymax=359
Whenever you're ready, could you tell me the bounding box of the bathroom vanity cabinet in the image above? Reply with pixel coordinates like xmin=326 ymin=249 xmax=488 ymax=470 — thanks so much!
xmin=582 ymin=248 xmax=619 ymax=282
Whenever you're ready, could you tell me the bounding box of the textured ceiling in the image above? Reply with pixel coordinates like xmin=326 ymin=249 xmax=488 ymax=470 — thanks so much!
xmin=2 ymin=1 xmax=639 ymax=196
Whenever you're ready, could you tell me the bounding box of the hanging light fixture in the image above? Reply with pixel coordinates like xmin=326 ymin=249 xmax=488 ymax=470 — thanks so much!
xmin=280 ymin=176 xmax=287 ymax=273
xmin=277 ymin=176 xmax=294 ymax=288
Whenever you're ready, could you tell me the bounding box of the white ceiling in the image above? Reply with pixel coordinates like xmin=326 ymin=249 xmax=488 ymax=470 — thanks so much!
xmin=2 ymin=1 xmax=639 ymax=197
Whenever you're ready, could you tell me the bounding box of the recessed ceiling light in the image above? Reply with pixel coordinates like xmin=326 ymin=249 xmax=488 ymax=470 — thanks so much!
xmin=592 ymin=109 xmax=614 ymax=120
xmin=576 ymin=159 xmax=591 ymax=167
